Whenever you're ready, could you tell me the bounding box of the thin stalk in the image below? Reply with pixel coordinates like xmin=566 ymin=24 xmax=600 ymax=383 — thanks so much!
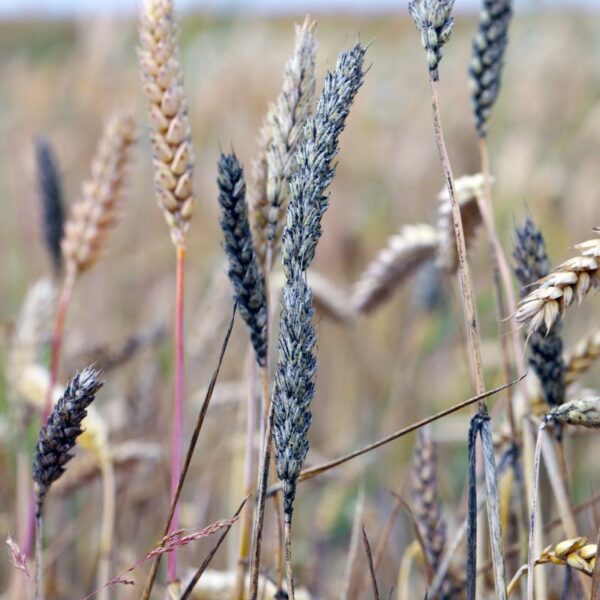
xmin=429 ymin=77 xmax=486 ymax=402
xmin=34 ymin=508 xmax=43 ymax=600
xmin=361 ymin=526 xmax=380 ymax=600
xmin=266 ymin=376 xmax=523 ymax=497
xmin=284 ymin=519 xmax=295 ymax=600
xmin=167 ymin=243 xmax=186 ymax=583
xmin=43 ymin=267 xmax=76 ymax=421
xmin=591 ymin=527 xmax=600 ymax=599
xmin=96 ymin=447 xmax=116 ymax=600
xmin=141 ymin=305 xmax=236 ymax=600
xmin=234 ymin=356 xmax=258 ymax=600
xmin=249 ymin=371 xmax=274 ymax=600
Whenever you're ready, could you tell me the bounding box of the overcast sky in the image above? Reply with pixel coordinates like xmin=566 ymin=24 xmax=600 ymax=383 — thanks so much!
xmin=0 ymin=0 xmax=596 ymax=18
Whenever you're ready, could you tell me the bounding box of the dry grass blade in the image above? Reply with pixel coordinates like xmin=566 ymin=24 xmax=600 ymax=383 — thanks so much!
xmin=362 ymin=526 xmax=380 ymax=600
xmin=139 ymin=0 xmax=195 ymax=246
xmin=564 ymin=329 xmax=600 ymax=385
xmin=339 ymin=486 xmax=365 ymax=599
xmin=435 ymin=173 xmax=485 ymax=273
xmin=352 ymin=224 xmax=439 ymax=314
xmin=61 ymin=112 xmax=136 ymax=276
xmin=515 ymin=236 xmax=600 ymax=333
xmin=249 ymin=16 xmax=317 ymax=268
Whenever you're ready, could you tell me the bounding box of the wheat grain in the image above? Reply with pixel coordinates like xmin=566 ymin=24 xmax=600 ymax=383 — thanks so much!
xmin=537 ymin=537 xmax=597 ymax=576
xmin=469 ymin=0 xmax=513 ymax=137
xmin=545 ymin=396 xmax=600 ymax=429
xmin=353 ymin=224 xmax=439 ymax=313
xmin=61 ymin=112 xmax=136 ymax=276
xmin=435 ymin=174 xmax=485 ymax=272
xmin=515 ymin=236 xmax=600 ymax=333
xmin=139 ymin=0 xmax=194 ymax=247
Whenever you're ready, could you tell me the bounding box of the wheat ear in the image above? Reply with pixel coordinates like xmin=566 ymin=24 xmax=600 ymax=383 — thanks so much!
xmin=35 ymin=137 xmax=65 ymax=277
xmin=249 ymin=16 xmax=317 ymax=271
xmin=139 ymin=0 xmax=195 ymax=247
xmin=515 ymin=236 xmax=600 ymax=333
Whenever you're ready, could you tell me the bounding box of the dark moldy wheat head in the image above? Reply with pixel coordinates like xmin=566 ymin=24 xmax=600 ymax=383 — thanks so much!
xmin=469 ymin=0 xmax=513 ymax=137
xmin=272 ymin=271 xmax=316 ymax=521
xmin=281 ymin=42 xmax=366 ymax=277
xmin=35 ymin=137 xmax=65 ymax=276
xmin=408 ymin=0 xmax=455 ymax=81
xmin=33 ymin=367 xmax=103 ymax=508
xmin=217 ymin=152 xmax=268 ymax=366
xmin=513 ymin=217 xmax=565 ymax=407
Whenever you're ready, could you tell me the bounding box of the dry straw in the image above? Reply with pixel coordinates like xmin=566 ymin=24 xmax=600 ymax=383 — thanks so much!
xmin=249 ymin=16 xmax=317 ymax=270
xmin=35 ymin=137 xmax=65 ymax=276
xmin=61 ymin=112 xmax=137 ymax=277
xmin=139 ymin=0 xmax=195 ymax=247
xmin=515 ymin=235 xmax=600 ymax=333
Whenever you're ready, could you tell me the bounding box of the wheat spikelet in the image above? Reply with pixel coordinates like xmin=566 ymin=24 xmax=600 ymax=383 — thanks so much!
xmin=515 ymin=236 xmax=600 ymax=333
xmin=249 ymin=120 xmax=272 ymax=262
xmin=352 ymin=224 xmax=439 ymax=313
xmin=536 ymin=537 xmax=597 ymax=576
xmin=435 ymin=173 xmax=485 ymax=272
xmin=139 ymin=0 xmax=194 ymax=246
xmin=6 ymin=278 xmax=56 ymax=400
xmin=545 ymin=396 xmax=600 ymax=429
xmin=61 ymin=112 xmax=137 ymax=276
xmin=564 ymin=329 xmax=600 ymax=385
xmin=249 ymin=17 xmax=317 ymax=269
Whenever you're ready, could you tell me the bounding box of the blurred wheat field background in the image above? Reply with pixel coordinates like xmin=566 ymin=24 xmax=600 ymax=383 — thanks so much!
xmin=3 ymin=4 xmax=600 ymax=598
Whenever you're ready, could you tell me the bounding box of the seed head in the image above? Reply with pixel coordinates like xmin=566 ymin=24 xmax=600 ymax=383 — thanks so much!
xmin=546 ymin=397 xmax=600 ymax=429
xmin=33 ymin=367 xmax=103 ymax=509
xmin=408 ymin=0 xmax=455 ymax=80
xmin=469 ymin=0 xmax=513 ymax=137
xmin=217 ymin=152 xmax=268 ymax=366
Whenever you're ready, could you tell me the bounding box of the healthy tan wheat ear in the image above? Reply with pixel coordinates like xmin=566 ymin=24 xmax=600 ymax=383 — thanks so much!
xmin=352 ymin=224 xmax=439 ymax=313
xmin=435 ymin=173 xmax=485 ymax=272
xmin=564 ymin=329 xmax=600 ymax=385
xmin=249 ymin=16 xmax=317 ymax=269
xmin=515 ymin=236 xmax=600 ymax=333
xmin=61 ymin=112 xmax=137 ymax=276
xmin=139 ymin=0 xmax=195 ymax=247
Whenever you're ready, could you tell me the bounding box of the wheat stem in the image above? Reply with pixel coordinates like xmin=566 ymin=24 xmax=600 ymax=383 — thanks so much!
xmin=34 ymin=508 xmax=43 ymax=600
xmin=284 ymin=518 xmax=295 ymax=600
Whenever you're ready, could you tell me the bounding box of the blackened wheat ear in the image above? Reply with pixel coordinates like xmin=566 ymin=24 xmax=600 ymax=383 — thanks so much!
xmin=469 ymin=0 xmax=513 ymax=137
xmin=35 ymin=137 xmax=65 ymax=276
xmin=33 ymin=367 xmax=103 ymax=507
xmin=513 ymin=218 xmax=565 ymax=407
xmin=217 ymin=152 xmax=267 ymax=366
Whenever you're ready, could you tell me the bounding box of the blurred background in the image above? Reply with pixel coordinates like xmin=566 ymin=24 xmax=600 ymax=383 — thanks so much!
xmin=2 ymin=0 xmax=600 ymax=597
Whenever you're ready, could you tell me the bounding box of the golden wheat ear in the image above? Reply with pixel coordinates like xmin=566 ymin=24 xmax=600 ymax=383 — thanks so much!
xmin=61 ymin=111 xmax=137 ymax=277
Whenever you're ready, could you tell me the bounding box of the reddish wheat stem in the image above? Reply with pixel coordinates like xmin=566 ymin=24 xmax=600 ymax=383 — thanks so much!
xmin=167 ymin=244 xmax=186 ymax=583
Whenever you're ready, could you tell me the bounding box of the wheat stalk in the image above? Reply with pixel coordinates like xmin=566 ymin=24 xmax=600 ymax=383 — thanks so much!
xmin=515 ymin=236 xmax=600 ymax=333
xmin=139 ymin=0 xmax=194 ymax=247
xmin=249 ymin=16 xmax=317 ymax=270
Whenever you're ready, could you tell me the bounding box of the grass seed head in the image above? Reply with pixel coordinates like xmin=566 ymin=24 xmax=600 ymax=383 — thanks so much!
xmin=545 ymin=397 xmax=600 ymax=429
